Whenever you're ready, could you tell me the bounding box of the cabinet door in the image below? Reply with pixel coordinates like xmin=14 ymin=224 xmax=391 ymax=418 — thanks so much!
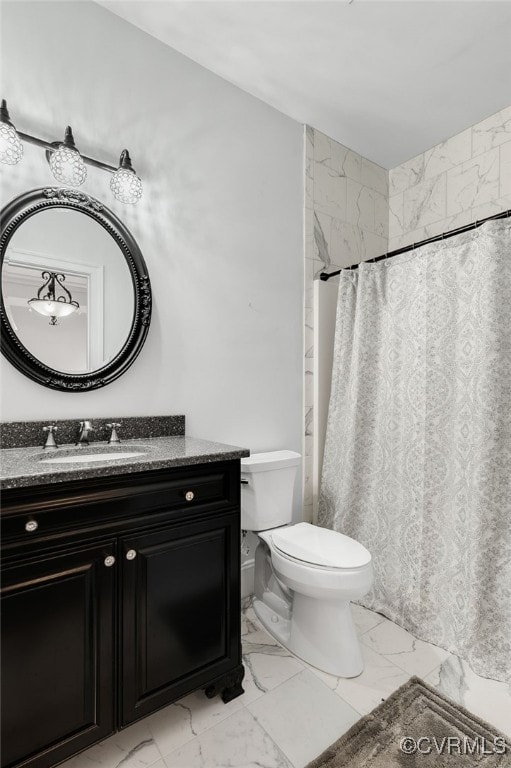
xmin=121 ymin=511 xmax=240 ymax=725
xmin=1 ymin=542 xmax=116 ymax=768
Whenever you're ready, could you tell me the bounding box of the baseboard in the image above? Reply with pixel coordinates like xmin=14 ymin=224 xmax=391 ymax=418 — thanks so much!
xmin=241 ymin=558 xmax=255 ymax=599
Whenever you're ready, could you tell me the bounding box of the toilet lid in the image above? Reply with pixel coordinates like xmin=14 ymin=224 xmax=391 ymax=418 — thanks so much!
xmin=272 ymin=523 xmax=371 ymax=568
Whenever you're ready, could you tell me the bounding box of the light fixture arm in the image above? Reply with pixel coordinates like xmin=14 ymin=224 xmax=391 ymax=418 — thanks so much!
xmin=17 ymin=129 xmax=117 ymax=173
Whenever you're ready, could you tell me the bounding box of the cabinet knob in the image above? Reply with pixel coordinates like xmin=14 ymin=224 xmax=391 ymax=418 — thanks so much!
xmin=104 ymin=555 xmax=116 ymax=567
xmin=126 ymin=549 xmax=137 ymax=561
xmin=185 ymin=491 xmax=194 ymax=502
xmin=25 ymin=519 xmax=38 ymax=533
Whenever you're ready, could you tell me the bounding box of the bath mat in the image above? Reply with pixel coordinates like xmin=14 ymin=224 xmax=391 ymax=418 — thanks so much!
xmin=306 ymin=676 xmax=511 ymax=767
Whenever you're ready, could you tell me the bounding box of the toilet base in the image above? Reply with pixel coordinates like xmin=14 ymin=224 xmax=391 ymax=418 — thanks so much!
xmin=254 ymin=594 xmax=364 ymax=678
xmin=253 ymin=597 xmax=291 ymax=648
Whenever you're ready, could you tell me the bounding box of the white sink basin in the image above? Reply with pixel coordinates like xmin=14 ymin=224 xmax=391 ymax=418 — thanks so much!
xmin=40 ymin=451 xmax=146 ymax=464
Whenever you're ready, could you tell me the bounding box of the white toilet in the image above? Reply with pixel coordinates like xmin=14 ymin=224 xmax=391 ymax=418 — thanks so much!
xmin=241 ymin=450 xmax=373 ymax=677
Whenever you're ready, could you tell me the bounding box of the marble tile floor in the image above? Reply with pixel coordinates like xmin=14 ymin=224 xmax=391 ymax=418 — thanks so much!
xmin=62 ymin=601 xmax=511 ymax=768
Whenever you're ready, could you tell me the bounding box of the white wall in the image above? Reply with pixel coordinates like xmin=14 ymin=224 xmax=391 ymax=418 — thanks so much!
xmin=0 ymin=1 xmax=304 ymax=512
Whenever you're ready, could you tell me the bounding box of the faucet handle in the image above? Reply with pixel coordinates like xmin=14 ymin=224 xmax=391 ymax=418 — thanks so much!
xmin=42 ymin=424 xmax=58 ymax=449
xmin=106 ymin=423 xmax=121 ymax=444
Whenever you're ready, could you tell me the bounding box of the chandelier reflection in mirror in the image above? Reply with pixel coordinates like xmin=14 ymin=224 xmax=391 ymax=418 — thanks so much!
xmin=28 ymin=271 xmax=80 ymax=326
xmin=0 ymin=100 xmax=143 ymax=204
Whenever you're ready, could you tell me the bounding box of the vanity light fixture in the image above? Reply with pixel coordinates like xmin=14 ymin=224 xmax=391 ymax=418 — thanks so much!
xmin=0 ymin=99 xmax=143 ymax=203
xmin=110 ymin=150 xmax=143 ymax=204
xmin=28 ymin=271 xmax=79 ymax=326
xmin=0 ymin=99 xmax=24 ymax=165
xmin=47 ymin=126 xmax=87 ymax=186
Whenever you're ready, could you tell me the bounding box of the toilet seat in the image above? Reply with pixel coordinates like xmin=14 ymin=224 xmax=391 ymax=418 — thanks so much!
xmin=271 ymin=522 xmax=371 ymax=570
xmin=267 ymin=528 xmax=373 ymax=601
xmin=272 ymin=545 xmax=370 ymax=573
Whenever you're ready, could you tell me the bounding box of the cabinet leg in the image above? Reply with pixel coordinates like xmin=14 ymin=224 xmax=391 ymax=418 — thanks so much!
xmin=204 ymin=664 xmax=245 ymax=703
xmin=221 ymin=679 xmax=244 ymax=703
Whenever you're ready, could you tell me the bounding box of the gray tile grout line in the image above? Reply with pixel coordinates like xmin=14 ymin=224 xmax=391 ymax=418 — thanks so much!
xmin=144 ymin=755 xmax=165 ymax=768
xmin=424 ymin=661 xmax=443 ymax=685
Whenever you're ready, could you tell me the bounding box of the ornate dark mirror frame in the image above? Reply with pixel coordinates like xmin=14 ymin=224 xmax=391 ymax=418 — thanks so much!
xmin=0 ymin=187 xmax=151 ymax=391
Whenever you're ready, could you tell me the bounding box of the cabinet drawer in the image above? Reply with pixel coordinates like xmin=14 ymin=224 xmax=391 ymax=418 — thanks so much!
xmin=156 ymin=469 xmax=229 ymax=508
xmin=1 ymin=461 xmax=240 ymax=546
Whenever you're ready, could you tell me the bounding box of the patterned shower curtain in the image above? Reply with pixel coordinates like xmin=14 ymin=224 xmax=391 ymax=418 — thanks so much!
xmin=318 ymin=218 xmax=511 ymax=683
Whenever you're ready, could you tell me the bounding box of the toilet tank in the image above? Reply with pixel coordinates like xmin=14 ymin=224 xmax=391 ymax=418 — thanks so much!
xmin=241 ymin=450 xmax=301 ymax=531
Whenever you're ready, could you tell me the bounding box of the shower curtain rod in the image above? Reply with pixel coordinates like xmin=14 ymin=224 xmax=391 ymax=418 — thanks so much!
xmin=319 ymin=208 xmax=511 ymax=280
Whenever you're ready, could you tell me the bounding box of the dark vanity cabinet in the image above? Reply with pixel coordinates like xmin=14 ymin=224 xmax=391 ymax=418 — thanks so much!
xmin=0 ymin=461 xmax=244 ymax=768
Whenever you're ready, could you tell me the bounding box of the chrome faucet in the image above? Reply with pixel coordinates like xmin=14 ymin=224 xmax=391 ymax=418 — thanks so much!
xmin=106 ymin=422 xmax=121 ymax=444
xmin=42 ymin=424 xmax=58 ymax=450
xmin=76 ymin=420 xmax=94 ymax=446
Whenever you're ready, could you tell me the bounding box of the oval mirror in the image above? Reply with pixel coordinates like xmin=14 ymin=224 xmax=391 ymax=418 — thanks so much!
xmin=0 ymin=187 xmax=151 ymax=391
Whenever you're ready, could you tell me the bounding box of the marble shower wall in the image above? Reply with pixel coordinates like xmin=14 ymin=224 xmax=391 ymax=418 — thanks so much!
xmin=303 ymin=127 xmax=388 ymax=522
xmin=389 ymin=106 xmax=511 ymax=250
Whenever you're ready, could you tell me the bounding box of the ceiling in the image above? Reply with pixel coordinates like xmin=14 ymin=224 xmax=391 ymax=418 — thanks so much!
xmin=98 ymin=1 xmax=511 ymax=168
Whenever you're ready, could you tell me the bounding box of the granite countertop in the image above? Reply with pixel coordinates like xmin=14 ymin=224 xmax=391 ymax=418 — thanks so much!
xmin=0 ymin=436 xmax=250 ymax=490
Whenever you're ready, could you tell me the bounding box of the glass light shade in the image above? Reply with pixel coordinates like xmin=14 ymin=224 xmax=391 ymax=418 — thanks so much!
xmin=49 ymin=145 xmax=87 ymax=186
xmin=28 ymin=299 xmax=78 ymax=318
xmin=0 ymin=121 xmax=23 ymax=165
xmin=110 ymin=168 xmax=143 ymax=204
